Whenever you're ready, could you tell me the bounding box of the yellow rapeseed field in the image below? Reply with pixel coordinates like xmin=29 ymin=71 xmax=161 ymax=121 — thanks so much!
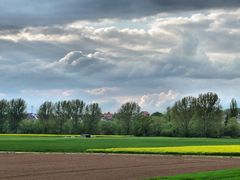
xmin=0 ymin=134 xmax=129 ymax=138
xmin=0 ymin=134 xmax=78 ymax=137
xmin=87 ymin=145 xmax=240 ymax=155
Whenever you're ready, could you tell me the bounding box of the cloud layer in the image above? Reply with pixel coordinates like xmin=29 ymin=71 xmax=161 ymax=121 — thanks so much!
xmin=1 ymin=0 xmax=240 ymax=28
xmin=0 ymin=1 xmax=240 ymax=112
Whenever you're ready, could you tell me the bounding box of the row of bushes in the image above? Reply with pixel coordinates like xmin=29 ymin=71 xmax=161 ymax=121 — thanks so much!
xmin=13 ymin=115 xmax=239 ymax=138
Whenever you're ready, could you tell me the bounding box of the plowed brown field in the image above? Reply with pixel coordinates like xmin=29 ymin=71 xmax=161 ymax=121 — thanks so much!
xmin=0 ymin=153 xmax=240 ymax=180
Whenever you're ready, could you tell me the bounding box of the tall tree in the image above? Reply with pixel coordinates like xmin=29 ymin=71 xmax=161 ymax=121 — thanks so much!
xmin=38 ymin=101 xmax=54 ymax=133
xmin=172 ymin=96 xmax=196 ymax=137
xmin=83 ymin=103 xmax=101 ymax=134
xmin=71 ymin=99 xmax=85 ymax=133
xmin=54 ymin=101 xmax=65 ymax=134
xmin=117 ymin=102 xmax=141 ymax=134
xmin=196 ymin=92 xmax=222 ymax=137
xmin=8 ymin=99 xmax=27 ymax=133
xmin=0 ymin=100 xmax=8 ymax=133
xmin=60 ymin=100 xmax=72 ymax=120
xmin=230 ymin=98 xmax=238 ymax=118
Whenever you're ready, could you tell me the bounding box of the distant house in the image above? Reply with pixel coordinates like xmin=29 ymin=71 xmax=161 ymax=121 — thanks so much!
xmin=26 ymin=113 xmax=38 ymax=120
xmin=101 ymin=112 xmax=113 ymax=120
xmin=141 ymin=111 xmax=150 ymax=117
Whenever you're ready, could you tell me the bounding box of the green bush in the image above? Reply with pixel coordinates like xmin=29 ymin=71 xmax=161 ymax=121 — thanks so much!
xmin=224 ymin=117 xmax=240 ymax=137
xmin=99 ymin=120 xmax=119 ymax=135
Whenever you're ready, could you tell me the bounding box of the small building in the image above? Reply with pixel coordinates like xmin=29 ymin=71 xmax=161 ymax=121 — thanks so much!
xmin=101 ymin=112 xmax=113 ymax=120
xmin=141 ymin=111 xmax=150 ymax=117
xmin=26 ymin=113 xmax=38 ymax=120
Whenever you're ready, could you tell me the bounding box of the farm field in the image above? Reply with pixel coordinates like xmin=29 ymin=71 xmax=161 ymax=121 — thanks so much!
xmin=88 ymin=145 xmax=240 ymax=156
xmin=0 ymin=134 xmax=240 ymax=179
xmin=0 ymin=134 xmax=240 ymax=153
xmin=0 ymin=153 xmax=240 ymax=180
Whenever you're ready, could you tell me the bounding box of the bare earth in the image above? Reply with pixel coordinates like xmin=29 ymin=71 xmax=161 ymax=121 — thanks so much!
xmin=0 ymin=153 xmax=240 ymax=180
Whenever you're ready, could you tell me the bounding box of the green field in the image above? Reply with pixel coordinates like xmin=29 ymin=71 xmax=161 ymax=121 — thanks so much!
xmin=0 ymin=134 xmax=240 ymax=153
xmin=150 ymin=168 xmax=240 ymax=180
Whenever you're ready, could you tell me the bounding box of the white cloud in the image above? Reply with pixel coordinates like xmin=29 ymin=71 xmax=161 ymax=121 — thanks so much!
xmin=139 ymin=90 xmax=180 ymax=111
xmin=0 ymin=93 xmax=6 ymax=97
xmin=20 ymin=89 xmax=75 ymax=97
xmin=85 ymin=87 xmax=118 ymax=96
xmin=67 ymin=19 xmax=117 ymax=29
xmin=0 ymin=27 xmax=78 ymax=43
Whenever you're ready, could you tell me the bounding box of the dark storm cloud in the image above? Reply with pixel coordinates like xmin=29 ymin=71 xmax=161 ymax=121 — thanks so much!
xmin=0 ymin=0 xmax=240 ymax=28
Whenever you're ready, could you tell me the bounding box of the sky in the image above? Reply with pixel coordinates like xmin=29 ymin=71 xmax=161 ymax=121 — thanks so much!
xmin=0 ymin=0 xmax=240 ymax=113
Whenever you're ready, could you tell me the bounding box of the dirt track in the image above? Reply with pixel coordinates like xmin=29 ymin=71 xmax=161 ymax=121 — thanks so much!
xmin=0 ymin=153 xmax=240 ymax=180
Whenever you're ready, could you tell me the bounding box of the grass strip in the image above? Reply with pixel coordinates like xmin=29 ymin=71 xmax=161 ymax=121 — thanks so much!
xmin=149 ymin=168 xmax=240 ymax=179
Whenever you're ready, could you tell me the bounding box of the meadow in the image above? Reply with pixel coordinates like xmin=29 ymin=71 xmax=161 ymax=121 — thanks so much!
xmin=0 ymin=134 xmax=240 ymax=153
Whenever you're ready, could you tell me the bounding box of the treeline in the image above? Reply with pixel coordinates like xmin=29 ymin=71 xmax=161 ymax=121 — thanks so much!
xmin=0 ymin=99 xmax=101 ymax=134
xmin=0 ymin=92 xmax=239 ymax=137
